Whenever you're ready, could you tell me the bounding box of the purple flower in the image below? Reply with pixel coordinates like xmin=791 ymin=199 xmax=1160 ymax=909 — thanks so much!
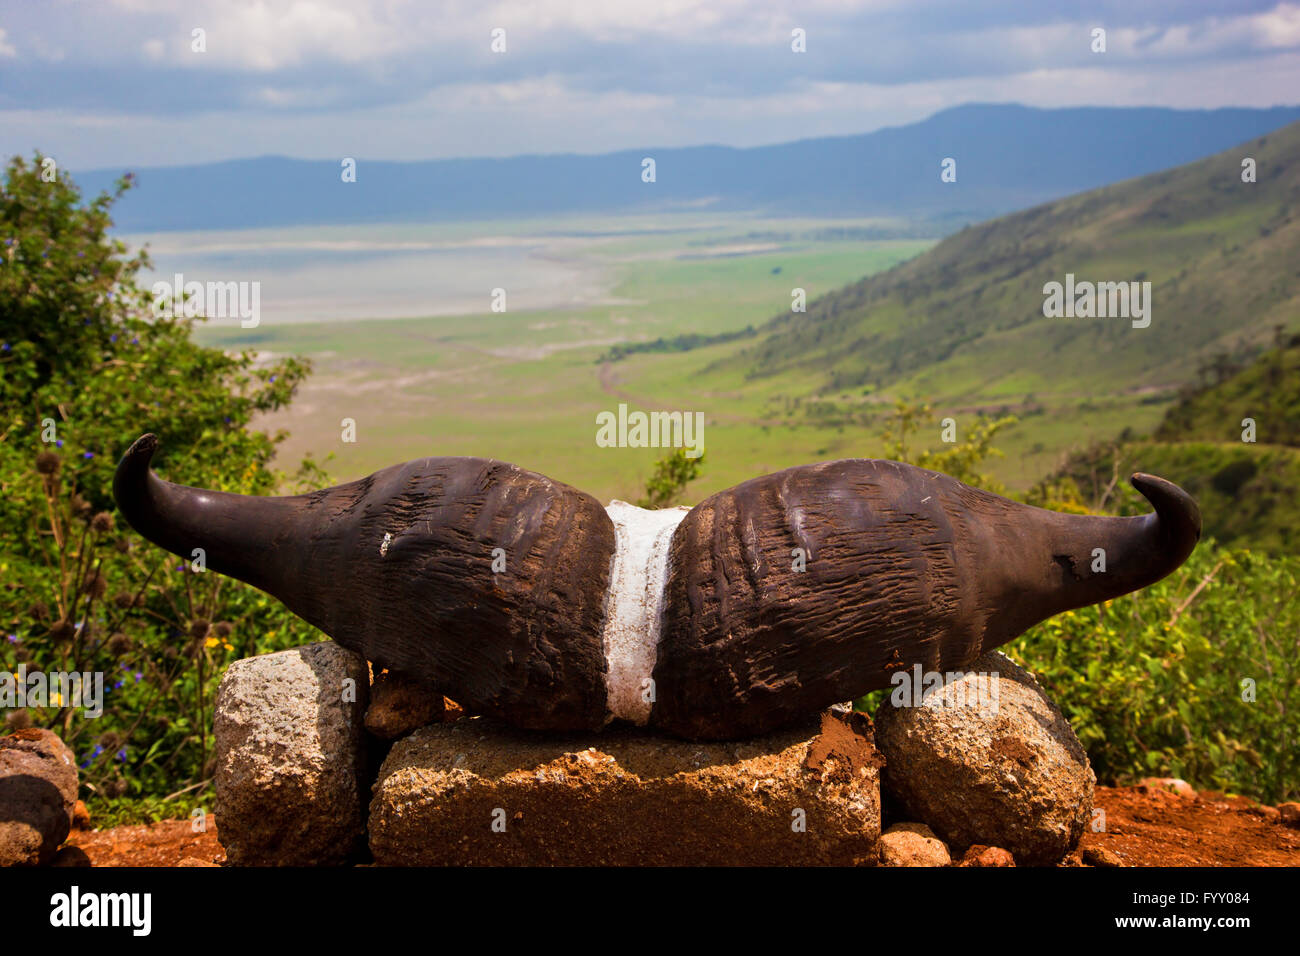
xmin=110 ymin=334 xmax=117 ymax=343
xmin=56 ymin=440 xmax=63 ymax=448
xmin=83 ymin=451 xmax=94 ymax=459
xmin=1 ymin=343 xmax=9 ymax=352
xmin=116 ymin=748 xmax=128 ymax=762
xmin=113 ymin=679 xmax=124 ymax=690
xmin=5 ymin=634 xmax=18 ymax=644
xmin=133 ymin=671 xmax=142 ymax=682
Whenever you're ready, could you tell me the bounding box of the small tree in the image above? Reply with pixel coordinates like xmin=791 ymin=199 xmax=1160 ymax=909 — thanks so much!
xmin=880 ymin=399 xmax=1016 ymax=493
xmin=637 ymin=448 xmax=706 ymax=509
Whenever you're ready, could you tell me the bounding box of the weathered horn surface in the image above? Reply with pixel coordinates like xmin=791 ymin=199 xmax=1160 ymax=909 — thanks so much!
xmin=113 ymin=434 xmax=616 ymax=730
xmin=114 ymin=436 xmax=1200 ymax=740
xmin=648 ymin=459 xmax=1200 ymax=738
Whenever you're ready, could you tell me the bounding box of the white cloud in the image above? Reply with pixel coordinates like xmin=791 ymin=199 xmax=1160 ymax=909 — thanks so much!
xmin=1251 ymin=1 xmax=1300 ymax=47
xmin=2 ymin=1 xmax=1298 ymax=166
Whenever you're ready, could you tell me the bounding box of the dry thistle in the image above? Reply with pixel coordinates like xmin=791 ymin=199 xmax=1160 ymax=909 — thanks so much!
xmin=35 ymin=451 xmax=61 ymax=476
xmin=82 ymin=570 xmax=108 ymax=599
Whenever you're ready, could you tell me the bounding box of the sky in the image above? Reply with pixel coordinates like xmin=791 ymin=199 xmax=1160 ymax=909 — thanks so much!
xmin=1 ymin=0 xmax=1298 ymax=170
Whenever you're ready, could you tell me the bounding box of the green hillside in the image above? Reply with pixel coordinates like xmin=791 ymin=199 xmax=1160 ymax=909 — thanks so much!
xmin=727 ymin=121 xmax=1300 ymax=396
xmin=1154 ymin=332 xmax=1300 ymax=445
xmin=1056 ymin=439 xmax=1300 ymax=553
xmin=1045 ymin=334 xmax=1300 ymax=553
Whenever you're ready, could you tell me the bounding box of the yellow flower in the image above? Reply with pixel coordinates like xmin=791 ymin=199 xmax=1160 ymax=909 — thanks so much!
xmin=205 ymin=636 xmax=219 ymax=649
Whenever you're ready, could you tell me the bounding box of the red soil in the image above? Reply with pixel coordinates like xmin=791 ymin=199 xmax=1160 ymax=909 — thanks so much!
xmin=59 ymin=784 xmax=1300 ymax=867
xmin=1069 ymin=784 xmax=1300 ymax=867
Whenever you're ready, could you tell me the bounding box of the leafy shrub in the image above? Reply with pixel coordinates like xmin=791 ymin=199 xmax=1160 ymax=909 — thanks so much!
xmin=0 ymin=153 xmax=325 ymax=808
xmin=1008 ymin=543 xmax=1299 ymax=802
xmin=879 ymin=399 xmax=1017 ymax=492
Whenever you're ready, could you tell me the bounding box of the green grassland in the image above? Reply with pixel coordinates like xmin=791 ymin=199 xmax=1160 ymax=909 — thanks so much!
xmin=196 ymin=217 xmax=934 ymax=502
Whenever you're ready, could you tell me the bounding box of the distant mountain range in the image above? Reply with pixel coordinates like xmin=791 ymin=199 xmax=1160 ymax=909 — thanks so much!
xmin=75 ymin=103 xmax=1300 ymax=233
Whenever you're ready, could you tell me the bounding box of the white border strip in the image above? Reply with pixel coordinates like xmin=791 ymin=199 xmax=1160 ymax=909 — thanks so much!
xmin=601 ymin=500 xmax=689 ymax=724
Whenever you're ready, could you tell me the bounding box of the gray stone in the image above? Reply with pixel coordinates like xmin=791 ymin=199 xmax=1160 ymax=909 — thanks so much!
xmin=0 ymin=729 xmax=78 ymax=866
xmin=214 ymin=641 xmax=370 ymax=865
xmin=875 ymin=650 xmax=1094 ymax=866
xmin=369 ymin=709 xmax=882 ymax=866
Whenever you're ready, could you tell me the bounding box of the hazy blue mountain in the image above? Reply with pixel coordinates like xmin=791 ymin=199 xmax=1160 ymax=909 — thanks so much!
xmin=76 ymin=103 xmax=1300 ymax=232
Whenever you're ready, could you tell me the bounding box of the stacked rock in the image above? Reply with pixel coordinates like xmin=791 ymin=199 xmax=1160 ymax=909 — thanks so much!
xmin=212 ymin=641 xmax=1096 ymax=867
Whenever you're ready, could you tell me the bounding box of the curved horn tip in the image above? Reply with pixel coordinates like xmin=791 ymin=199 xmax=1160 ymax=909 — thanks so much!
xmin=124 ymin=432 xmax=160 ymax=462
xmin=1130 ymin=472 xmax=1202 ymax=545
xmin=113 ymin=433 xmax=161 ymax=509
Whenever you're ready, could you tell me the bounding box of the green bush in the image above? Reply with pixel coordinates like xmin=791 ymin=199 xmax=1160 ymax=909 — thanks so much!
xmin=1007 ymin=543 xmax=1299 ymax=803
xmin=0 ymin=153 xmax=325 ymax=809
